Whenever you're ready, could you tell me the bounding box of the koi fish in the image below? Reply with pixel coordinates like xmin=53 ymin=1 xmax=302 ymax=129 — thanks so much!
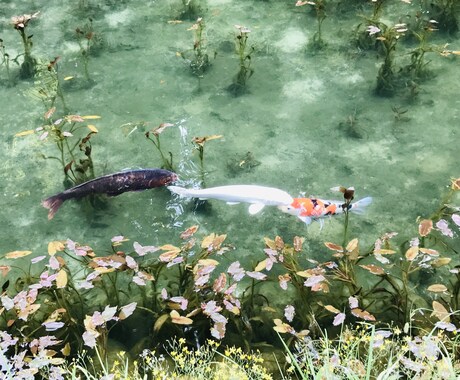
xmin=168 ymin=185 xmax=293 ymax=215
xmin=278 ymin=196 xmax=373 ymax=226
xmin=42 ymin=169 xmax=178 ymax=220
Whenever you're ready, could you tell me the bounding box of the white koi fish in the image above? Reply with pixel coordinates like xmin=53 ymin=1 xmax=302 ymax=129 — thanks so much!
xmin=168 ymin=185 xmax=293 ymax=215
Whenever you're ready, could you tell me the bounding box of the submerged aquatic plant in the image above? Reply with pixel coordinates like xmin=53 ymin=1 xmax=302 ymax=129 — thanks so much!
xmin=368 ymin=22 xmax=407 ymax=96
xmin=227 ymin=25 xmax=254 ymax=97
xmin=145 ymin=122 xmax=175 ymax=171
xmin=27 ymin=56 xmax=69 ymax=113
xmin=227 ymin=151 xmax=261 ymax=177
xmin=15 ymin=108 xmax=99 ymax=186
xmin=178 ymin=0 xmax=203 ymax=21
xmin=296 ymin=0 xmax=327 ymax=50
xmin=0 ymin=38 xmax=14 ymax=86
xmin=186 ymin=17 xmax=210 ymax=78
xmin=76 ymin=18 xmax=99 ymax=83
xmin=11 ymin=11 xmax=39 ymax=79
xmin=428 ymin=0 xmax=459 ymax=34
xmin=192 ymin=134 xmax=222 ymax=187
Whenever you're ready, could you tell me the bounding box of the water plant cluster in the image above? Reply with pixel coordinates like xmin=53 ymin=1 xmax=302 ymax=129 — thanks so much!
xmin=1 ymin=178 xmax=460 ymax=378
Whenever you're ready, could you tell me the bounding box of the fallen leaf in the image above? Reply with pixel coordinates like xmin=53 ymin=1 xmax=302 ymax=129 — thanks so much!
xmin=431 ymin=257 xmax=451 ymax=268
xmin=87 ymin=125 xmax=98 ymax=133
xmin=351 ymin=308 xmax=376 ymax=321
xmin=373 ymin=249 xmax=396 ymax=255
xmin=180 ymin=225 xmax=199 ymax=239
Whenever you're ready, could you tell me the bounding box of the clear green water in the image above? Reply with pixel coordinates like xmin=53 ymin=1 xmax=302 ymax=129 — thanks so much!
xmin=1 ymin=1 xmax=459 ymax=269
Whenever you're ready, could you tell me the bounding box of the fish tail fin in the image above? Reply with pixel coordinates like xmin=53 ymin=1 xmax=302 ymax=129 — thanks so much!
xmin=42 ymin=195 xmax=64 ymax=220
xmin=350 ymin=197 xmax=373 ymax=215
xmin=167 ymin=186 xmax=191 ymax=198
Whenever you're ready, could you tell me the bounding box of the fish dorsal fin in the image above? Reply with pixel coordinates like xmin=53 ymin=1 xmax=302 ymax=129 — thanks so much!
xmin=249 ymin=203 xmax=265 ymax=215
xmin=226 ymin=201 xmax=240 ymax=205
xmin=298 ymin=215 xmax=312 ymax=225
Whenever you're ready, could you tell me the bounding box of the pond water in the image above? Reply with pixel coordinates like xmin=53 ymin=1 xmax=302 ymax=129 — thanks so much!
xmin=0 ymin=0 xmax=459 ymax=341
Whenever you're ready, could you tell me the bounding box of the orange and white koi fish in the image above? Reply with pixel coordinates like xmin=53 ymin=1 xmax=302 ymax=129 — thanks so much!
xmin=278 ymin=196 xmax=372 ymax=226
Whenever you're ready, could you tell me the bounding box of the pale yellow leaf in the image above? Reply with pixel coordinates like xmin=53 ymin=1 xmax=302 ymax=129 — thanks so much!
xmin=81 ymin=115 xmax=101 ymax=120
xmin=254 ymin=259 xmax=267 ymax=272
xmin=427 ymin=284 xmax=448 ymax=293
xmin=431 ymin=257 xmax=451 ymax=268
xmin=63 ymin=76 xmax=74 ymax=81
xmin=405 ymin=246 xmax=419 ymax=261
xmin=153 ymin=314 xmax=170 ymax=332
xmin=48 ymin=241 xmax=65 ymax=255
xmin=87 ymin=124 xmax=98 ymax=133
xmin=170 ymin=310 xmax=193 ymax=325
xmin=5 ymin=250 xmax=33 ymax=259
xmin=56 ymin=270 xmax=68 ymax=288
xmin=346 ymin=238 xmax=359 ymax=252
xmin=431 ymin=301 xmax=450 ymax=322
xmin=14 ymin=130 xmax=35 ymax=137
xmin=324 ymin=305 xmax=341 ymax=314
xmin=373 ymin=249 xmax=396 ymax=255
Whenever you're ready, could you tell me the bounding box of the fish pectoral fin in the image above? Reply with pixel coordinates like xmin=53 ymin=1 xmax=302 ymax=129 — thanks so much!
xmin=298 ymin=216 xmax=312 ymax=225
xmin=248 ymin=203 xmax=265 ymax=215
xmin=226 ymin=202 xmax=240 ymax=205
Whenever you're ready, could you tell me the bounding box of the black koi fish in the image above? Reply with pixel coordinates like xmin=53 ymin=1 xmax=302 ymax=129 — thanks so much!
xmin=42 ymin=168 xmax=178 ymax=220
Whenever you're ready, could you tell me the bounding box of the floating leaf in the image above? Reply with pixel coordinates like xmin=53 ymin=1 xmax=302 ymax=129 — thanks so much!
xmin=180 ymin=225 xmax=199 ymax=240
xmin=63 ymin=76 xmax=74 ymax=81
xmin=432 ymin=301 xmax=450 ymax=322
xmin=264 ymin=237 xmax=276 ymax=250
xmin=170 ymin=310 xmax=193 ymax=325
xmin=44 ymin=107 xmax=56 ymax=119
xmin=5 ymin=250 xmax=32 ymax=259
xmin=48 ymin=241 xmax=65 ymax=255
xmin=373 ymin=249 xmax=396 ymax=255
xmin=87 ymin=124 xmax=98 ymax=133
xmin=419 ymin=248 xmax=439 ymax=256
xmin=14 ymin=130 xmax=35 ymax=137
xmin=427 ymin=284 xmax=448 ymax=293
xmin=324 ymin=305 xmax=341 ymax=314
xmin=293 ymin=236 xmax=304 ymax=252
xmin=346 ymin=238 xmax=359 ymax=252
xmin=273 ymin=318 xmax=294 ymax=334
xmin=254 ymin=259 xmax=267 ymax=272
xmin=405 ymin=246 xmax=419 ymax=261
xmin=418 ymin=219 xmax=433 ymax=237
xmin=56 ymin=270 xmax=68 ymax=288
xmin=324 ymin=242 xmax=343 ymax=252
xmin=431 ymin=257 xmax=451 ymax=268
xmin=153 ymin=314 xmax=170 ymax=332
xmin=351 ymin=308 xmax=376 ymax=321
xmin=360 ymin=264 xmax=385 ymax=275
xmin=81 ymin=115 xmax=101 ymax=120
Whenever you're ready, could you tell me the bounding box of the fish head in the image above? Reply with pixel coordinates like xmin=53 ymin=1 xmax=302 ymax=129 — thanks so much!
xmin=278 ymin=202 xmax=299 ymax=216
